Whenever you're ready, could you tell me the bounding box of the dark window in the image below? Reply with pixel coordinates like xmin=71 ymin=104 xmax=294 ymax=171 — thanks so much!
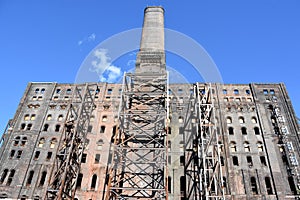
xmin=112 ymin=126 xmax=117 ymax=135
xmin=233 ymin=156 xmax=239 ymax=166
xmin=180 ymin=156 xmax=184 ymax=166
xmin=246 ymin=89 xmax=250 ymax=95
xmin=250 ymin=177 xmax=258 ymax=194
xmin=35 ymin=88 xmax=40 ymax=94
xmin=168 ymin=155 xmax=171 ymax=164
xmin=39 ymin=171 xmax=47 ymax=186
xmin=26 ymin=171 xmax=34 ymax=186
xmin=180 ymin=176 xmax=186 ymax=199
xmin=234 ymin=89 xmax=239 ymax=95
xmin=241 ymin=127 xmax=247 ymax=135
xmin=228 ymin=127 xmax=234 ymax=135
xmin=220 ymin=156 xmax=224 ymax=166
xmin=76 ymin=173 xmax=83 ymax=189
xmin=66 ymin=88 xmax=72 ymax=94
xmin=260 ymin=156 xmax=267 ymax=166
xmin=95 ymin=154 xmax=100 ymax=164
xmin=55 ymin=125 xmax=60 ymax=132
xmin=16 ymin=150 xmax=22 ymax=159
xmin=87 ymin=125 xmax=93 ymax=133
xmin=56 ymin=89 xmax=61 ymax=94
xmin=247 ymin=156 xmax=253 ymax=167
xmin=168 ymin=127 xmax=171 ymax=134
xmin=263 ymin=89 xmax=268 ymax=94
xmin=270 ymin=89 xmax=275 ymax=95
xmin=20 ymin=123 xmax=26 ymax=130
xmin=21 ymin=137 xmax=27 ymax=146
xmin=46 ymin=152 xmax=52 ymax=160
xmin=179 ymin=127 xmax=183 ymax=135
xmin=14 ymin=136 xmax=20 ymax=146
xmin=265 ymin=177 xmax=273 ymax=194
xmin=168 ymin=176 xmax=172 ymax=193
xmin=41 ymin=88 xmax=45 ymax=94
xmin=43 ymin=124 xmax=49 ymax=132
xmin=81 ymin=153 xmax=87 ymax=163
xmin=223 ymin=89 xmax=227 ymax=94
xmin=91 ymin=174 xmax=97 ymax=190
xmin=27 ymin=123 xmax=32 ymax=130
xmin=6 ymin=170 xmax=15 ymax=186
xmin=34 ymin=151 xmax=40 ymax=160
xmin=0 ymin=169 xmax=8 ymax=184
xmin=254 ymin=127 xmax=260 ymax=135
xmin=107 ymin=89 xmax=112 ymax=95
xmin=100 ymin=126 xmax=106 ymax=133
xmin=9 ymin=150 xmax=15 ymax=158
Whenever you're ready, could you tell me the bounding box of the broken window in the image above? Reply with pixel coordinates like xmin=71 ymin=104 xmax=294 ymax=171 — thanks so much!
xmin=228 ymin=127 xmax=234 ymax=135
xmin=254 ymin=127 xmax=260 ymax=135
xmin=55 ymin=124 xmax=60 ymax=132
xmin=230 ymin=141 xmax=237 ymax=152
xmin=95 ymin=154 xmax=100 ymax=164
xmin=257 ymin=142 xmax=264 ymax=152
xmin=0 ymin=169 xmax=8 ymax=184
xmin=26 ymin=170 xmax=34 ymax=186
xmin=244 ymin=142 xmax=250 ymax=152
xmin=241 ymin=127 xmax=247 ymax=135
xmin=50 ymin=138 xmax=57 ymax=149
xmin=100 ymin=126 xmax=106 ymax=133
xmin=57 ymin=114 xmax=63 ymax=121
xmin=247 ymin=156 xmax=253 ymax=167
xmin=6 ymin=169 xmax=15 ymax=186
xmin=76 ymin=173 xmax=83 ymax=189
xmin=250 ymin=177 xmax=258 ymax=194
xmin=232 ymin=156 xmax=239 ymax=166
xmin=39 ymin=171 xmax=47 ymax=186
xmin=38 ymin=138 xmax=45 ymax=148
xmin=90 ymin=174 xmax=97 ymax=190
xmin=43 ymin=124 xmax=49 ymax=132
xmin=226 ymin=117 xmax=232 ymax=124
xmin=34 ymin=151 xmax=40 ymax=160
xmin=239 ymin=117 xmax=245 ymax=124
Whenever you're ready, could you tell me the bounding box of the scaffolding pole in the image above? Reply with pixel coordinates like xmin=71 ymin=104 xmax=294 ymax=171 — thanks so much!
xmin=46 ymin=84 xmax=96 ymax=200
xmin=105 ymin=72 xmax=168 ymax=199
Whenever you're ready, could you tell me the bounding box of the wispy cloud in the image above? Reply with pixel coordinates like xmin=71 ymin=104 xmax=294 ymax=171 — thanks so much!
xmin=90 ymin=49 xmax=122 ymax=83
xmin=78 ymin=33 xmax=96 ymax=46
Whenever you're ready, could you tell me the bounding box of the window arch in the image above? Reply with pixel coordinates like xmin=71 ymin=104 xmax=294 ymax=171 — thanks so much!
xmin=30 ymin=114 xmax=36 ymax=121
xmin=38 ymin=138 xmax=45 ymax=148
xmin=50 ymin=138 xmax=57 ymax=149
xmin=230 ymin=141 xmax=237 ymax=152
xmin=46 ymin=114 xmax=52 ymax=120
xmin=76 ymin=173 xmax=83 ymax=189
xmin=226 ymin=117 xmax=232 ymax=124
xmin=21 ymin=137 xmax=27 ymax=146
xmin=234 ymin=89 xmax=239 ymax=95
xmin=254 ymin=127 xmax=260 ymax=135
xmin=251 ymin=117 xmax=257 ymax=123
xmin=238 ymin=117 xmax=245 ymax=124
xmin=100 ymin=125 xmax=106 ymax=133
xmin=58 ymin=115 xmax=64 ymax=121
xmin=20 ymin=123 xmax=26 ymax=130
xmin=6 ymin=170 xmax=15 ymax=186
xmin=9 ymin=150 xmax=15 ymax=158
xmin=178 ymin=116 xmax=184 ymax=123
xmin=250 ymin=177 xmax=258 ymax=194
xmin=27 ymin=123 xmax=32 ymax=130
xmin=244 ymin=141 xmax=250 ymax=152
xmin=43 ymin=124 xmax=49 ymax=132
xmin=97 ymin=139 xmax=104 ymax=150
xmin=90 ymin=174 xmax=97 ymax=190
xmin=102 ymin=115 xmax=107 ymax=122
xmin=24 ymin=114 xmax=30 ymax=121
xmin=55 ymin=124 xmax=61 ymax=132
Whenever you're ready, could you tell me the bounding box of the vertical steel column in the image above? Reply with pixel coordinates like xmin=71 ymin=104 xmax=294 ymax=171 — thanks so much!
xmin=46 ymin=84 xmax=96 ymax=199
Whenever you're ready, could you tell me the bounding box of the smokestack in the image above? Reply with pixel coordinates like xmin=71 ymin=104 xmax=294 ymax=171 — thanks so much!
xmin=136 ymin=6 xmax=166 ymax=73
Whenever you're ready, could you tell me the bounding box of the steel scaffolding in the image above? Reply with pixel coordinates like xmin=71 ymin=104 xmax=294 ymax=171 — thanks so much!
xmin=185 ymin=83 xmax=224 ymax=200
xmin=46 ymin=84 xmax=96 ymax=199
xmin=106 ymin=72 xmax=168 ymax=199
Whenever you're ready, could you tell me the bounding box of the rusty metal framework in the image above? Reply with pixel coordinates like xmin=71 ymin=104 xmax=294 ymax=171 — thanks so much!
xmin=106 ymin=72 xmax=168 ymax=199
xmin=46 ymin=84 xmax=96 ymax=199
xmin=185 ymin=83 xmax=224 ymax=200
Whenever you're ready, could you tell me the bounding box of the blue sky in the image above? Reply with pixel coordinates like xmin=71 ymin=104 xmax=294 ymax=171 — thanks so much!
xmin=0 ymin=1 xmax=299 ymax=132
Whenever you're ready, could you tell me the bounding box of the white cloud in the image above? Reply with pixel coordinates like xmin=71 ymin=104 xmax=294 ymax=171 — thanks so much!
xmin=78 ymin=33 xmax=96 ymax=46
xmin=90 ymin=49 xmax=122 ymax=83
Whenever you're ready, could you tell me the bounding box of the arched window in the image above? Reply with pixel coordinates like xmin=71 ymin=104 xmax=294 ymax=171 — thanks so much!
xmin=226 ymin=117 xmax=232 ymax=124
xmin=265 ymin=177 xmax=273 ymax=194
xmin=0 ymin=169 xmax=8 ymax=184
xmin=100 ymin=126 xmax=106 ymax=133
xmin=241 ymin=127 xmax=247 ymax=135
xmin=239 ymin=117 xmax=245 ymax=124
xmin=24 ymin=114 xmax=30 ymax=121
xmin=90 ymin=174 xmax=97 ymax=190
xmin=97 ymin=139 xmax=104 ymax=150
xmin=234 ymin=89 xmax=239 ymax=95
xmin=232 ymin=156 xmax=239 ymax=166
xmin=46 ymin=114 xmax=52 ymax=120
xmin=38 ymin=138 xmax=45 ymax=148
xmin=21 ymin=137 xmax=27 ymax=146
xmin=20 ymin=123 xmax=26 ymax=130
xmin=35 ymin=88 xmax=40 ymax=94
xmin=58 ymin=115 xmax=63 ymax=121
xmin=9 ymin=150 xmax=15 ymax=158
xmin=250 ymin=177 xmax=258 ymax=194
xmin=257 ymin=142 xmax=264 ymax=152
xmin=102 ymin=115 xmax=107 ymax=122
xmin=55 ymin=124 xmax=61 ymax=132
xmin=168 ymin=127 xmax=171 ymax=135
xmin=178 ymin=116 xmax=183 ymax=123
xmin=228 ymin=127 xmax=234 ymax=135
xmin=26 ymin=170 xmax=34 ymax=186
xmin=50 ymin=138 xmax=57 ymax=149
xmin=30 ymin=114 xmax=36 ymax=121
xmin=6 ymin=169 xmax=15 ymax=186
xmin=43 ymin=124 xmax=49 ymax=132
xmin=230 ymin=141 xmax=237 ymax=152
xmin=112 ymin=126 xmax=117 ymax=135
xmin=254 ymin=127 xmax=260 ymax=135
xmin=14 ymin=136 xmax=20 ymax=146
xmin=244 ymin=141 xmax=250 ymax=152
xmin=39 ymin=171 xmax=47 ymax=186
xmin=41 ymin=88 xmax=45 ymax=94
xmin=27 ymin=123 xmax=32 ymax=130
xmin=251 ymin=117 xmax=257 ymax=123
xmin=76 ymin=173 xmax=83 ymax=189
